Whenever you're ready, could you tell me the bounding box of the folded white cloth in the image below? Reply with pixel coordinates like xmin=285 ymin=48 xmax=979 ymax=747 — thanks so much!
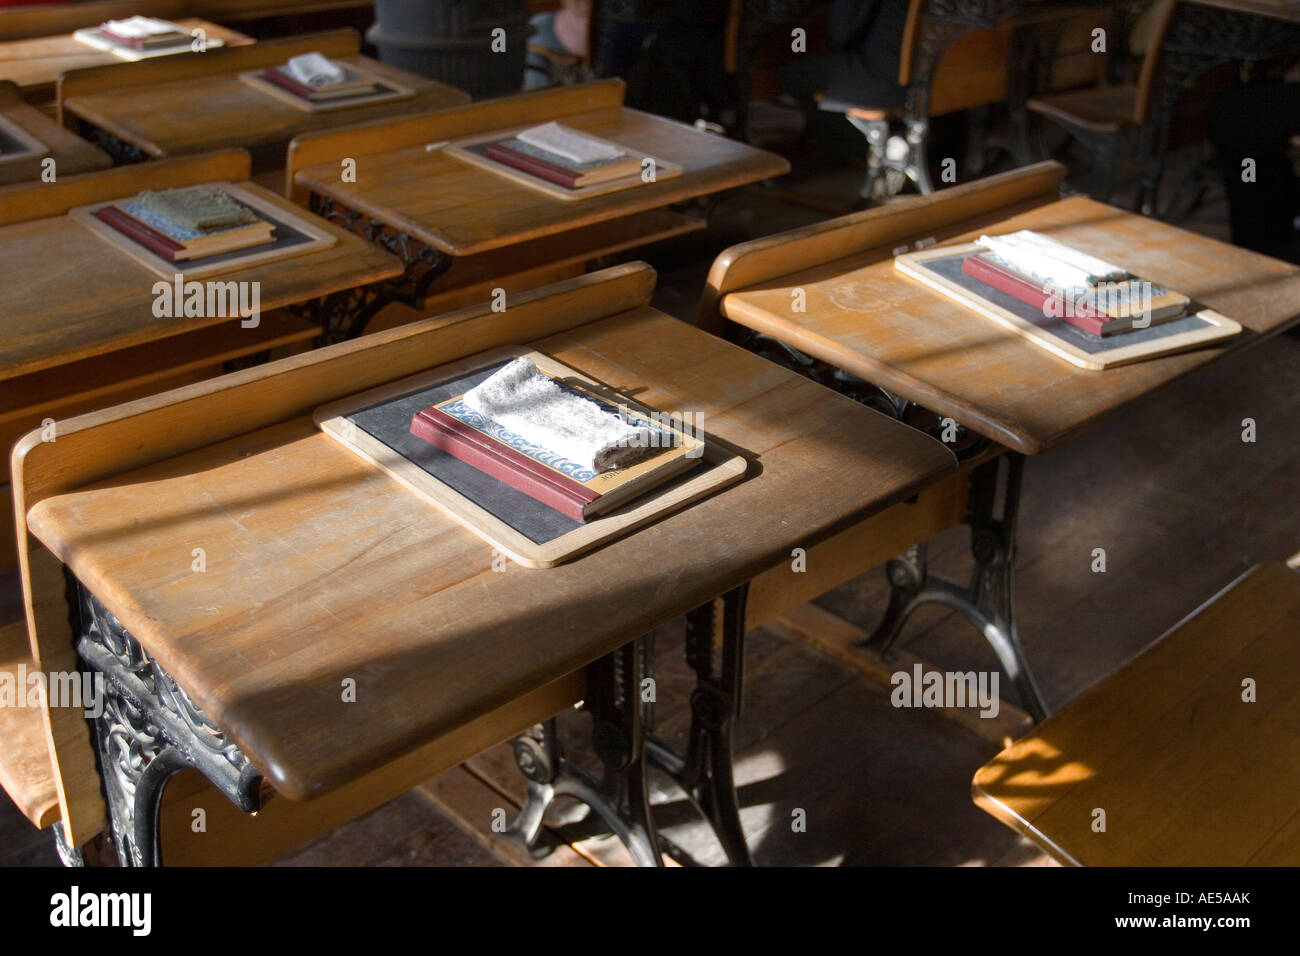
xmin=102 ymin=16 xmax=183 ymax=38
xmin=977 ymin=230 xmax=1128 ymax=289
xmin=463 ymin=358 xmax=652 ymax=473
xmin=516 ymin=122 xmax=625 ymax=165
xmin=285 ymin=52 xmax=347 ymax=88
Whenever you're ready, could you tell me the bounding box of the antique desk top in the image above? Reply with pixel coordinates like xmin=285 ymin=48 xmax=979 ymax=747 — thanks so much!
xmin=0 ymin=162 xmax=399 ymax=382
xmin=291 ymin=81 xmax=791 ymax=258
xmin=715 ymin=165 xmax=1300 ymax=455
xmin=0 ymin=80 xmax=110 ymax=184
xmin=61 ymin=51 xmax=467 ymax=163
xmin=17 ymin=264 xmax=955 ymax=828
xmin=0 ymin=18 xmax=252 ymax=103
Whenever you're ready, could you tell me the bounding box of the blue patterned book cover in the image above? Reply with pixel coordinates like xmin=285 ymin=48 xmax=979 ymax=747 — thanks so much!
xmin=121 ymin=196 xmax=261 ymax=242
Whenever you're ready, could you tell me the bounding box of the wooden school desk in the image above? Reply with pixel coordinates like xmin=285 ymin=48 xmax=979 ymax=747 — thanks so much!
xmin=973 ymin=561 xmax=1300 ymax=866
xmin=0 ymin=80 xmax=110 ymax=184
xmin=285 ymin=79 xmax=791 ymax=338
xmin=702 ymin=160 xmax=1300 ymax=719
xmin=57 ymin=29 xmax=469 ymax=171
xmin=0 ymin=16 xmax=251 ymax=110
xmin=12 ymin=263 xmax=954 ymax=866
xmin=0 ymin=148 xmax=402 ymax=570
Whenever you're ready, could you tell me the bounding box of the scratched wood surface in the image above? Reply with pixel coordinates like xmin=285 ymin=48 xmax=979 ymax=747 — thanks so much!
xmin=0 ymin=173 xmax=399 ymax=381
xmin=292 ymin=81 xmax=790 ymax=257
xmin=0 ymin=81 xmax=109 ymax=184
xmin=0 ymin=17 xmax=251 ymax=103
xmin=720 ymin=190 xmax=1300 ymax=454
xmin=60 ymin=31 xmax=467 ymax=161
xmin=21 ymin=264 xmax=955 ymax=806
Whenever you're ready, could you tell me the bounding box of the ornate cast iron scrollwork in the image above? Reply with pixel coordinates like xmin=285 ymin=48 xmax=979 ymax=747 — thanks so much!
xmin=736 ymin=330 xmax=1044 ymax=720
xmin=79 ymin=123 xmax=148 ymax=165
xmin=507 ymin=585 xmax=753 ymax=866
xmin=860 ymin=454 xmax=1048 ymax=721
xmin=1136 ymin=5 xmax=1300 ymax=216
xmin=68 ymin=575 xmax=262 ymax=867
xmin=507 ymin=638 xmax=662 ymax=866
xmin=296 ymin=194 xmax=454 ymax=343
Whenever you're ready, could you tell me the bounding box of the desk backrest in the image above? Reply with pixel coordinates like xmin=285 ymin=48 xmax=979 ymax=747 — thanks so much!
xmin=696 ymin=160 xmax=1066 ymax=333
xmin=0 ymin=0 xmax=187 ymax=41
xmin=56 ymin=28 xmax=361 ymax=126
xmin=12 ymin=260 xmax=656 ymax=847
xmin=0 ymin=1 xmax=369 ymax=41
xmin=1132 ymin=0 xmax=1179 ymax=125
xmin=0 ymin=148 xmax=250 ymax=226
xmin=899 ymin=0 xmax=1014 ymax=114
xmin=283 ymin=78 xmax=627 ymax=201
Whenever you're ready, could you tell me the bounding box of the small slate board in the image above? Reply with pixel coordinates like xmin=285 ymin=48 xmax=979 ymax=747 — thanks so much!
xmin=895 ymin=242 xmax=1242 ymax=370
xmin=444 ymin=127 xmax=683 ymax=202
xmin=315 ymin=346 xmax=749 ymax=568
xmin=68 ymin=181 xmax=337 ymax=280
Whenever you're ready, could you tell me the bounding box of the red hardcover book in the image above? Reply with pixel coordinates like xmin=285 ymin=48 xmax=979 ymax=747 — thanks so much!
xmin=410 ymin=405 xmax=598 ymax=521
xmin=98 ymin=28 xmax=190 ymax=50
xmin=94 ymin=204 xmax=183 ymax=261
xmin=262 ymin=66 xmax=376 ymax=101
xmin=961 ymin=252 xmax=1112 ymax=337
xmin=261 ymin=67 xmax=317 ymax=99
xmin=483 ymin=142 xmax=580 ymax=189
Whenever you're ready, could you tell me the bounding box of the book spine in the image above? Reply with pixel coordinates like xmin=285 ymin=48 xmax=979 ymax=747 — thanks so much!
xmin=961 ymin=254 xmax=1110 ymax=337
xmin=94 ymin=206 xmax=181 ymax=261
xmin=484 ymin=143 xmax=580 ymax=188
xmin=262 ymin=68 xmax=317 ymax=100
xmin=98 ymin=30 xmax=147 ymax=49
xmin=410 ymin=408 xmax=598 ymax=521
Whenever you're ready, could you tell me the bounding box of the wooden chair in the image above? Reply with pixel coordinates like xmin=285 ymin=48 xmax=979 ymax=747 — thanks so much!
xmin=1025 ymin=0 xmax=1176 ymax=205
xmin=1030 ymin=1 xmax=1300 ymax=215
xmin=821 ymin=1 xmax=1108 ymax=202
xmin=973 ymin=560 xmax=1300 ymax=865
xmin=817 ymin=0 xmax=1028 ymax=200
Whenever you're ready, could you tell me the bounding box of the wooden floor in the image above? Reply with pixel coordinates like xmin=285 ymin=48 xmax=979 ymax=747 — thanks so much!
xmin=1 ymin=113 xmax=1296 ymax=866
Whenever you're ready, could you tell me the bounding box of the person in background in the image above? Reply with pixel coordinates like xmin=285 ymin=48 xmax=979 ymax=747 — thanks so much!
xmin=525 ymin=0 xmax=592 ymax=90
xmin=779 ymin=0 xmax=910 ymax=162
xmin=1207 ymin=67 xmax=1300 ymax=262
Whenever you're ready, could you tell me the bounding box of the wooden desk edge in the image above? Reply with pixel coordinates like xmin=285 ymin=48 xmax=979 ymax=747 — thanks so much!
xmin=970 ymin=563 xmax=1288 ymax=867
xmin=720 ymin=295 xmax=1047 ymax=454
xmin=696 ymin=161 xmax=1069 ymax=333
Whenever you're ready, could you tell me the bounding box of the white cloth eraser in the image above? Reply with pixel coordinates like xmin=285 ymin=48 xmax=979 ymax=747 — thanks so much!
xmin=285 ymin=52 xmax=347 ymax=88
xmin=463 ymin=358 xmax=651 ymax=473
xmin=516 ymin=122 xmax=625 ymax=165
xmin=977 ymin=230 xmax=1128 ymax=289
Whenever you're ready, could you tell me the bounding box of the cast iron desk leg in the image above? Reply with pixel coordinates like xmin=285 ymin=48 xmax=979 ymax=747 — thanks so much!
xmin=508 ymin=585 xmax=754 ymax=866
xmin=861 ymin=452 xmax=1049 ymax=722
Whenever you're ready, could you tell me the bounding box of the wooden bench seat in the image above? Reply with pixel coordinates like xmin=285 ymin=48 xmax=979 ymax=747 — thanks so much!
xmin=0 ymin=620 xmax=59 ymax=829
xmin=1027 ymin=84 xmax=1138 ymax=135
xmin=972 ymin=562 xmax=1300 ymax=865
